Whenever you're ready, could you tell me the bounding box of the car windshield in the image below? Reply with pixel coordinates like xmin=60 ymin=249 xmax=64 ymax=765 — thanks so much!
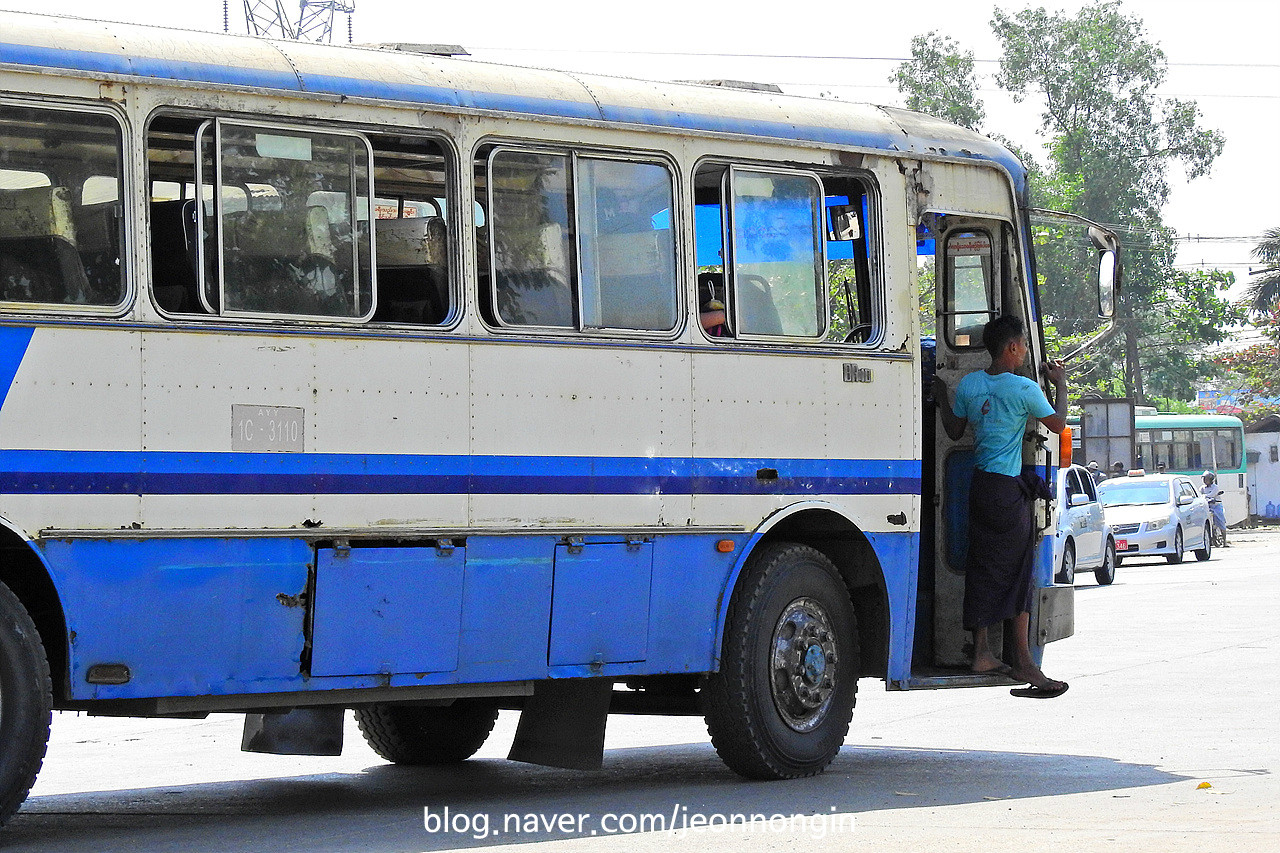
xmin=1098 ymin=481 xmax=1170 ymax=507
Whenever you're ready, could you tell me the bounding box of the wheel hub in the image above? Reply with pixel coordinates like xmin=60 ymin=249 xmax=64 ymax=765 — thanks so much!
xmin=771 ymin=597 xmax=838 ymax=732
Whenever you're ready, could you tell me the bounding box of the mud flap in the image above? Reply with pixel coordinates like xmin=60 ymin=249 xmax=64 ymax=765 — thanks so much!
xmin=241 ymin=707 xmax=344 ymax=756
xmin=507 ymin=679 xmax=612 ymax=770
xmin=1035 ymin=584 xmax=1075 ymax=645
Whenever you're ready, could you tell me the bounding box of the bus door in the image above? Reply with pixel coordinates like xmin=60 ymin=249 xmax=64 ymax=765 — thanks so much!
xmin=915 ymin=211 xmax=1043 ymax=680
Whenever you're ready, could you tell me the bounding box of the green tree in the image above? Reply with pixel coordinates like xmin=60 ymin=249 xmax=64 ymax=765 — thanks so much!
xmin=1214 ymin=308 xmax=1280 ymax=420
xmin=1245 ymin=226 xmax=1280 ymax=314
xmin=889 ymin=32 xmax=985 ymax=131
xmin=893 ymin=2 xmax=1234 ymax=404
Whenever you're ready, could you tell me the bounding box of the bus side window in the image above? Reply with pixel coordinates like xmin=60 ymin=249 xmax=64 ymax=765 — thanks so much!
xmin=0 ymin=104 xmax=126 ymax=309
xmin=693 ymin=164 xmax=730 ymax=336
xmin=211 ymin=123 xmax=374 ymax=321
xmin=729 ymin=169 xmax=823 ymax=338
xmin=942 ymin=228 xmax=997 ymax=348
xmin=368 ymin=133 xmax=455 ymax=326
xmin=486 ymin=149 xmax=576 ymax=329
xmin=148 ymin=115 xmax=374 ymax=321
xmin=695 ymin=162 xmax=878 ymax=343
xmin=476 ymin=145 xmax=679 ymax=334
xmin=823 ymin=176 xmax=877 ymax=344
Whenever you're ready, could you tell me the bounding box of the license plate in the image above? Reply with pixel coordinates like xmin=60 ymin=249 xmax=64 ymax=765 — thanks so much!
xmin=232 ymin=404 xmax=304 ymax=452
xmin=1116 ymin=539 xmax=1128 ymax=550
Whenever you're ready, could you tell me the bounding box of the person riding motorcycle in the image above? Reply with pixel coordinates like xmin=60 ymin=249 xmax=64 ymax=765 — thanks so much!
xmin=1202 ymin=470 xmax=1229 ymax=547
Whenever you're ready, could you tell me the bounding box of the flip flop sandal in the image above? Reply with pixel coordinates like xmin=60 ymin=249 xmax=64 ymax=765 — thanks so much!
xmin=1010 ymin=682 xmax=1069 ymax=699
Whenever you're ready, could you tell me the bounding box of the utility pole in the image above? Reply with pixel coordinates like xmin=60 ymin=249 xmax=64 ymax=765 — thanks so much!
xmin=232 ymin=0 xmax=355 ymax=43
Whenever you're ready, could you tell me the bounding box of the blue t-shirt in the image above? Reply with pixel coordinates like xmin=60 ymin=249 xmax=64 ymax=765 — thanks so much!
xmin=953 ymin=370 xmax=1054 ymax=477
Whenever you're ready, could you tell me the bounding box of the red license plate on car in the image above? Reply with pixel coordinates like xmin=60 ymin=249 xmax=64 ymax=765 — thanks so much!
xmin=1116 ymin=539 xmax=1128 ymax=550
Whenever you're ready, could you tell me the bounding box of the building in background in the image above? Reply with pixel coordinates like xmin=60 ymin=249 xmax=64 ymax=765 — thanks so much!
xmin=1246 ymin=415 xmax=1280 ymax=521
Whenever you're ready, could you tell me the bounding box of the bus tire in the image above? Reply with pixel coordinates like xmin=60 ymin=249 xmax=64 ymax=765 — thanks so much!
xmin=0 ymin=580 xmax=52 ymax=827
xmin=354 ymin=700 xmax=499 ymax=765
xmin=704 ymin=542 xmax=858 ymax=780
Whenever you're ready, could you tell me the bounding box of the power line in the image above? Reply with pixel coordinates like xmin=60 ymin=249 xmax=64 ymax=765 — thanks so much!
xmin=464 ymin=47 xmax=1280 ymax=71
xmin=1174 ymin=235 xmax=1267 ymax=243
xmin=768 ymin=81 xmax=1280 ymax=100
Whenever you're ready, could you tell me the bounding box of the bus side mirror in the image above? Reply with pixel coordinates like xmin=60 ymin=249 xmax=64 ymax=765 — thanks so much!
xmin=1088 ymin=225 xmax=1120 ymax=320
xmin=1097 ymin=249 xmax=1117 ymax=319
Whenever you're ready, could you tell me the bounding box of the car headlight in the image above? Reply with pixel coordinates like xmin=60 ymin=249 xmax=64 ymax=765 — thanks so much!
xmin=1146 ymin=516 xmax=1170 ymax=530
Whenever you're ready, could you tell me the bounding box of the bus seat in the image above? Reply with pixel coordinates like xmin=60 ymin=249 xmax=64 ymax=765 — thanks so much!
xmin=737 ymin=273 xmax=784 ymax=335
xmin=374 ymin=265 xmax=447 ymax=324
xmin=305 ymin=205 xmax=335 ymax=261
xmin=375 ymin=216 xmax=446 ymax=267
xmin=73 ymin=201 xmax=119 ymax=255
xmin=150 ymin=199 xmax=200 ymax=312
xmin=226 ymin=210 xmax=305 ymax=259
xmin=373 ymin=217 xmax=449 ymax=324
xmin=75 ymin=201 xmax=124 ymax=304
xmin=0 ymin=185 xmax=91 ymax=304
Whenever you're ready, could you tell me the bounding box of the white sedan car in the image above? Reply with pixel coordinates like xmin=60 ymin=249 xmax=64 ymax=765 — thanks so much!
xmin=1053 ymin=464 xmax=1116 ymax=585
xmin=1096 ymin=473 xmax=1213 ymax=564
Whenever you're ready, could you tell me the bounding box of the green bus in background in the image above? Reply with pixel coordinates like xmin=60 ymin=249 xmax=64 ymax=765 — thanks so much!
xmin=1133 ymin=414 xmax=1247 ymax=526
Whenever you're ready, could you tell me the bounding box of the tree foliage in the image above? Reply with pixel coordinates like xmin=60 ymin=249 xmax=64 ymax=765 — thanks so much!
xmin=889 ymin=32 xmax=985 ymax=131
xmin=892 ymin=1 xmax=1234 ymax=404
xmin=1214 ymin=308 xmax=1280 ymax=420
xmin=1245 ymin=226 xmax=1280 ymax=314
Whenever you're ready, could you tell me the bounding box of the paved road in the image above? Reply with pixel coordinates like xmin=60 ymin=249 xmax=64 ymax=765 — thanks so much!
xmin=5 ymin=528 xmax=1279 ymax=852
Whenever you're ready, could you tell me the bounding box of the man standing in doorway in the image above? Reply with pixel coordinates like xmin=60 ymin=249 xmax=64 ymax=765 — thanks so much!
xmin=933 ymin=315 xmax=1070 ymax=699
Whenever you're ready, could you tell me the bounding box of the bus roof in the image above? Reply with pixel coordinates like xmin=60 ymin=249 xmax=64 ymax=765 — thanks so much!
xmin=1134 ymin=413 xmax=1245 ymax=430
xmin=0 ymin=9 xmax=1026 ymax=192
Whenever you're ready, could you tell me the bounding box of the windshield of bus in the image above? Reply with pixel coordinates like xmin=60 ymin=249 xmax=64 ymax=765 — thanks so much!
xmin=1097 ymin=480 xmax=1171 ymax=507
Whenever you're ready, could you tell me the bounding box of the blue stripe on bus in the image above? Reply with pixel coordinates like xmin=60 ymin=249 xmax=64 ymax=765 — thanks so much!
xmin=0 ymin=43 xmax=303 ymax=90
xmin=0 ymin=326 xmax=33 ymax=410
xmin=0 ymin=450 xmax=920 ymax=496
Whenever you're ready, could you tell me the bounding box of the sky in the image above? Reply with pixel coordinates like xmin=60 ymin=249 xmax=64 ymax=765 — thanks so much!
xmin=6 ymin=0 xmax=1280 ymax=298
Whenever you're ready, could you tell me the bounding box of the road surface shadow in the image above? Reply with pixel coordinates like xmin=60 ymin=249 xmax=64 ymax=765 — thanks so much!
xmin=3 ymin=742 xmax=1188 ymax=851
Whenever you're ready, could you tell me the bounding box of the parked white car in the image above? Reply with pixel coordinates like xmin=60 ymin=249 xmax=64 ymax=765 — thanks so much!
xmin=1053 ymin=464 xmax=1116 ymax=585
xmin=1096 ymin=472 xmax=1213 ymax=564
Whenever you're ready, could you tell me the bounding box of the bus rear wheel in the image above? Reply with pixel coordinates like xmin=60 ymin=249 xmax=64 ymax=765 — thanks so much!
xmin=0 ymin=580 xmax=52 ymax=827
xmin=354 ymin=699 xmax=499 ymax=765
xmin=704 ymin=542 xmax=858 ymax=780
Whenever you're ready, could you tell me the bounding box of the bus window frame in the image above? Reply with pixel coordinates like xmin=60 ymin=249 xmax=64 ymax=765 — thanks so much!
xmin=480 ymin=141 xmax=684 ymax=340
xmin=195 ymin=116 xmax=378 ymax=325
xmin=820 ymin=171 xmax=883 ymax=347
xmin=154 ymin=109 xmax=461 ymax=330
xmin=941 ymin=225 xmax=999 ymax=349
xmin=928 ymin=213 xmax=1021 ymax=351
xmin=695 ymin=157 xmax=883 ymax=348
xmin=363 ymin=127 xmax=462 ymax=330
xmin=0 ymin=96 xmax=133 ymax=318
xmin=724 ymin=164 xmax=828 ymax=343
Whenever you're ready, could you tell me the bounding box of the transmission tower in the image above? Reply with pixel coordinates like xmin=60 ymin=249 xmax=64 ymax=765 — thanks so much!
xmin=234 ymin=0 xmax=355 ymax=43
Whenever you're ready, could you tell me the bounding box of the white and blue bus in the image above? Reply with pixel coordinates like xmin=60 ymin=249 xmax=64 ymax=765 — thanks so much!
xmin=0 ymin=10 xmax=1117 ymax=823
